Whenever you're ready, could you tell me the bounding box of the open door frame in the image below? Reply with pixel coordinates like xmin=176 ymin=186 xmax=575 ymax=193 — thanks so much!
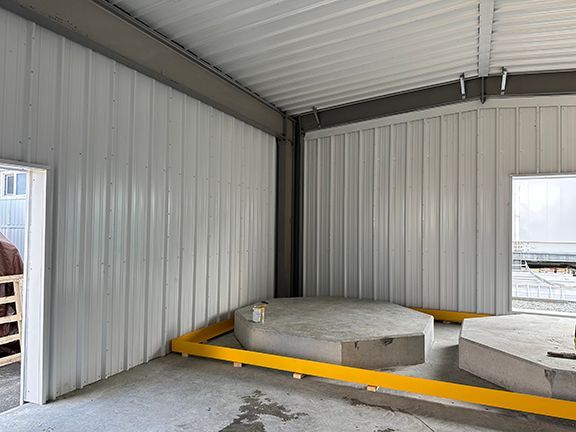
xmin=0 ymin=159 xmax=51 ymax=405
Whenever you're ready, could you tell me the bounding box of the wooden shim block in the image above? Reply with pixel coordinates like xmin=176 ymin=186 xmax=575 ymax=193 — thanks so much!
xmin=181 ymin=353 xmax=189 ymax=358
xmin=366 ymin=385 xmax=379 ymax=392
xmin=292 ymin=373 xmax=304 ymax=380
xmin=233 ymin=362 xmax=243 ymax=368
xmin=0 ymin=353 xmax=21 ymax=367
xmin=0 ymin=334 xmax=20 ymax=346
xmin=0 ymin=296 xmax=16 ymax=305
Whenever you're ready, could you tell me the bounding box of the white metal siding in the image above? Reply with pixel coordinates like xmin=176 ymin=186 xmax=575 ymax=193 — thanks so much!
xmin=0 ymin=197 xmax=27 ymax=255
xmin=0 ymin=8 xmax=276 ymax=399
xmin=303 ymin=96 xmax=576 ymax=315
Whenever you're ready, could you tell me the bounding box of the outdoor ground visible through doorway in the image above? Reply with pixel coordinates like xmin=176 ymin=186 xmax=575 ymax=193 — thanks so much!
xmin=0 ymin=362 xmax=19 ymax=413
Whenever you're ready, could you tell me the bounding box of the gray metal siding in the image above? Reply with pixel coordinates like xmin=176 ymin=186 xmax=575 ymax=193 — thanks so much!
xmin=0 ymin=197 xmax=26 ymax=255
xmin=303 ymin=96 xmax=576 ymax=315
xmin=0 ymin=8 xmax=276 ymax=399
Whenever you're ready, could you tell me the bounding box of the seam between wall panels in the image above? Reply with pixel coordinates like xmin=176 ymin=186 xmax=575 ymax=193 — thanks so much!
xmin=318 ymin=138 xmax=323 ymax=296
xmin=495 ymin=108 xmax=500 ymax=315
xmin=388 ymin=125 xmax=393 ymax=303
xmin=403 ymin=123 xmax=408 ymax=307
xmin=343 ymin=134 xmax=347 ymax=298
xmin=557 ymin=106 xmax=561 ymax=174
xmin=123 ymin=71 xmax=136 ymax=370
xmin=302 ymin=140 xmax=307 ymax=296
xmin=142 ymin=81 xmax=154 ymax=362
xmin=438 ymin=116 xmax=442 ymax=310
xmin=328 ymin=135 xmax=335 ymax=296
xmin=176 ymin=98 xmax=186 ymax=335
xmin=76 ymin=49 xmax=91 ymax=388
xmin=455 ymin=113 xmax=460 ymax=312
xmin=328 ymin=137 xmax=333 ymax=297
xmin=372 ymin=129 xmax=377 ymax=301
xmin=358 ymin=131 xmax=362 ymax=299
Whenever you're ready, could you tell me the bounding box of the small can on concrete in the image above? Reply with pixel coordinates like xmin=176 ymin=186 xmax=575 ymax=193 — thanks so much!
xmin=252 ymin=303 xmax=267 ymax=323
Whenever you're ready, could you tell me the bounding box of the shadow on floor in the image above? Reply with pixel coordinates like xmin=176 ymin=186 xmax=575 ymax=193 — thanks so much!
xmin=0 ymin=362 xmax=20 ymax=414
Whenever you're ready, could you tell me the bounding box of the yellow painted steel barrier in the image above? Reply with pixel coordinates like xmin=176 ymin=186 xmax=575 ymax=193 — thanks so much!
xmin=410 ymin=308 xmax=491 ymax=322
xmin=171 ymin=310 xmax=576 ymax=421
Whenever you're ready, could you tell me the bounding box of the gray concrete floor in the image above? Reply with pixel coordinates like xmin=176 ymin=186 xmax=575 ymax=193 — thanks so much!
xmin=0 ymin=362 xmax=20 ymax=414
xmin=0 ymin=324 xmax=575 ymax=432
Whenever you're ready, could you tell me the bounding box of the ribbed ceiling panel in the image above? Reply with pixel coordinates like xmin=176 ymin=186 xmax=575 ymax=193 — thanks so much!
xmin=109 ymin=0 xmax=576 ymax=114
xmin=491 ymin=0 xmax=576 ymax=74
xmin=110 ymin=0 xmax=479 ymax=114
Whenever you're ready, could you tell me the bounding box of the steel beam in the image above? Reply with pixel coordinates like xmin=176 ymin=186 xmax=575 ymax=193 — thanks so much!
xmin=299 ymin=71 xmax=576 ymax=132
xmin=275 ymin=137 xmax=295 ymax=298
xmin=0 ymin=0 xmax=289 ymax=138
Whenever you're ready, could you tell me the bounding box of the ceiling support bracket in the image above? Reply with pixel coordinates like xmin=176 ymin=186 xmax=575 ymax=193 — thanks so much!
xmin=312 ymin=106 xmax=322 ymax=129
xmin=460 ymin=74 xmax=466 ymax=100
xmin=298 ymin=70 xmax=576 ymax=132
xmin=500 ymin=67 xmax=508 ymax=95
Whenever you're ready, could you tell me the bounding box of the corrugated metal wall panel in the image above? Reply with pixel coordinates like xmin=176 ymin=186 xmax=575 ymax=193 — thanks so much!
xmin=476 ymin=108 xmax=497 ymax=313
xmin=496 ymin=108 xmax=516 ymax=315
xmin=457 ymin=110 xmax=478 ymax=312
xmin=0 ymin=197 xmax=27 ymax=255
xmin=389 ymin=124 xmax=406 ymax=305
xmin=561 ymin=107 xmax=576 ymax=172
xmin=0 ymin=8 xmax=276 ymax=399
xmin=405 ymin=121 xmax=423 ymax=307
xmin=374 ymin=127 xmax=390 ymax=301
xmin=422 ymin=117 xmax=440 ymax=309
xmin=330 ymin=134 xmax=345 ymax=297
xmin=440 ymin=114 xmax=458 ymax=312
xmin=303 ymin=96 xmax=576 ymax=314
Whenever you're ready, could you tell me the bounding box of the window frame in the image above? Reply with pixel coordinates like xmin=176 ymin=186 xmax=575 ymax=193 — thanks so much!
xmin=1 ymin=171 xmax=27 ymax=198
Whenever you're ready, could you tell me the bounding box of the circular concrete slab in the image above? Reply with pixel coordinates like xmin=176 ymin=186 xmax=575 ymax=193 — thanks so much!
xmin=234 ymin=297 xmax=434 ymax=369
xmin=459 ymin=314 xmax=576 ymax=400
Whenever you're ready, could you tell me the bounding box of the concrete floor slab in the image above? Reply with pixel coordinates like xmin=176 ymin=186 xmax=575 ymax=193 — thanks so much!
xmin=0 ymin=324 xmax=574 ymax=432
xmin=0 ymin=362 xmax=20 ymax=414
xmin=235 ymin=297 xmax=434 ymax=368
xmin=459 ymin=314 xmax=576 ymax=400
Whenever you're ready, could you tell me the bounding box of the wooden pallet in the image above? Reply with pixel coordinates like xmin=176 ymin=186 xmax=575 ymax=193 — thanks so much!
xmin=0 ymin=274 xmax=24 ymax=367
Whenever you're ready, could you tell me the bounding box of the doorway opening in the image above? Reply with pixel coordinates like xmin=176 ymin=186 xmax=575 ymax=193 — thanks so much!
xmin=512 ymin=175 xmax=576 ymax=315
xmin=0 ymin=161 xmax=49 ymax=413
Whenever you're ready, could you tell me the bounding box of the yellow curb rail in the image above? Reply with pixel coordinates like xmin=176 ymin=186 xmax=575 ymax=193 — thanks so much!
xmin=171 ymin=309 xmax=576 ymax=422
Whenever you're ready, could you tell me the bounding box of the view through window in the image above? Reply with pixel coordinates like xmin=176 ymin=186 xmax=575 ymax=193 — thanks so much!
xmin=512 ymin=175 xmax=576 ymax=315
